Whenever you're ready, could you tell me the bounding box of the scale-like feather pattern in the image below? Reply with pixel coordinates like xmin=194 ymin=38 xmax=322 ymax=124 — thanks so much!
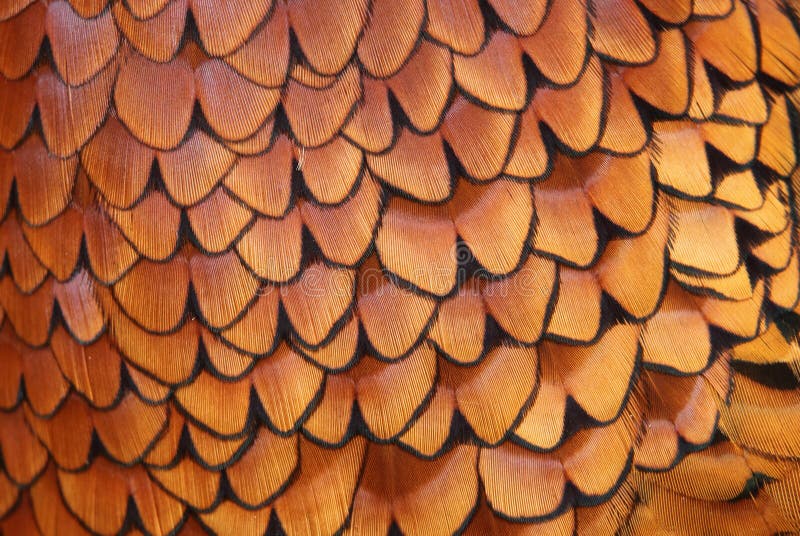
xmin=0 ymin=0 xmax=800 ymax=534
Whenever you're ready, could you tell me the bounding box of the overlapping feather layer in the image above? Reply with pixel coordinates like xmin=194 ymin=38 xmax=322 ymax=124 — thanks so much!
xmin=1 ymin=0 xmax=800 ymax=534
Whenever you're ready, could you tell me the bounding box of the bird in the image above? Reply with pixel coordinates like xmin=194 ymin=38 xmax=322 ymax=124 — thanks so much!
xmin=1 ymin=0 xmax=800 ymax=534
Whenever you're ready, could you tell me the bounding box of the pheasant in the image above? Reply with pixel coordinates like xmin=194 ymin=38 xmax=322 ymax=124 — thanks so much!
xmin=1 ymin=0 xmax=800 ymax=534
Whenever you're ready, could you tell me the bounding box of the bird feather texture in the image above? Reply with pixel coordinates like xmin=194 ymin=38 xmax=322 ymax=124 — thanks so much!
xmin=0 ymin=0 xmax=800 ymax=534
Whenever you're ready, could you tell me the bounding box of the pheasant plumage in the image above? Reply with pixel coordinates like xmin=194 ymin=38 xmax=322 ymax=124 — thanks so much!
xmin=1 ymin=0 xmax=800 ymax=534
